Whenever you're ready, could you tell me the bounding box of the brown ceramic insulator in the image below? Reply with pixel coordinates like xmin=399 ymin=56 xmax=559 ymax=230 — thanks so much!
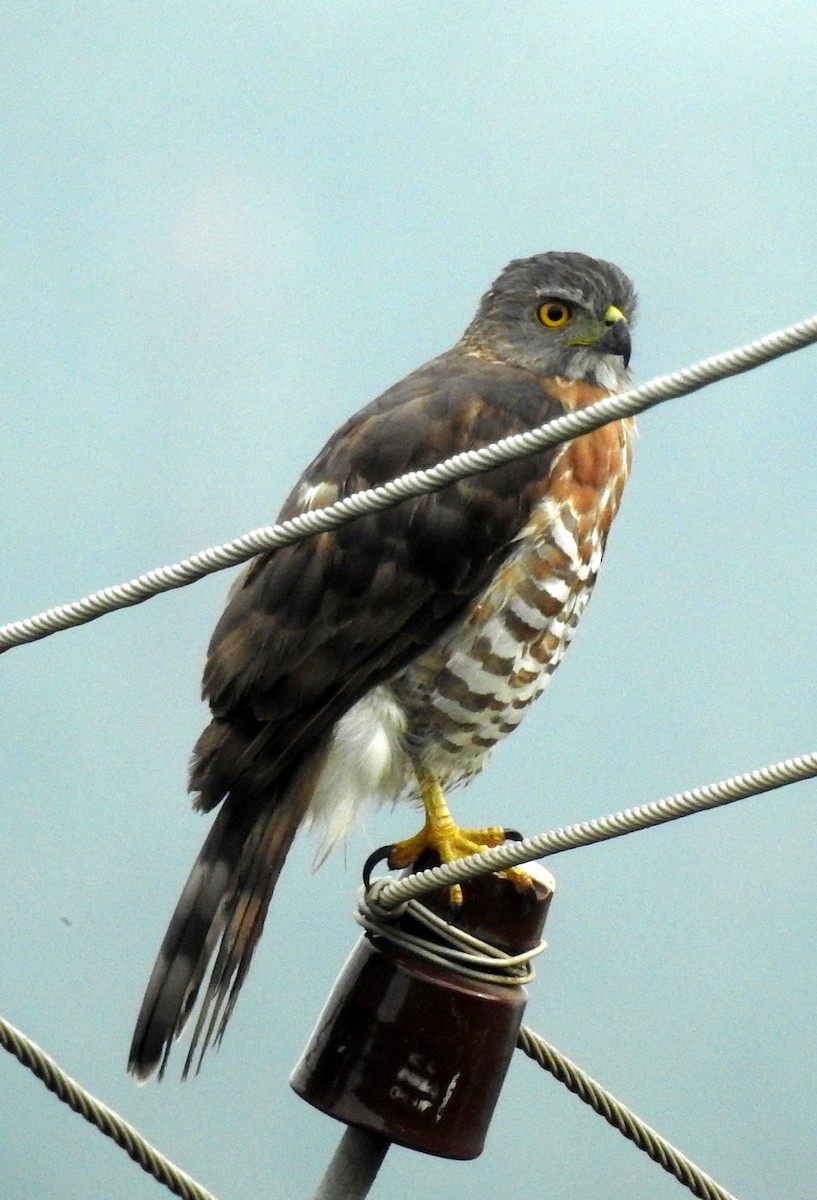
xmin=290 ymin=862 xmax=554 ymax=1160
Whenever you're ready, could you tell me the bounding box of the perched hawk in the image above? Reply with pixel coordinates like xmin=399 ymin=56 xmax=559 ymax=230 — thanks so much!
xmin=129 ymin=251 xmax=636 ymax=1080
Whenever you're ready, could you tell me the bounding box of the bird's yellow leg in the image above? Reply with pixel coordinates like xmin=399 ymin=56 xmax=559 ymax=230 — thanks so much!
xmin=389 ymin=768 xmax=527 ymax=904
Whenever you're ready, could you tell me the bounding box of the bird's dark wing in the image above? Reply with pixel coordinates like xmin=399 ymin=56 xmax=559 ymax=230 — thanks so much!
xmin=190 ymin=349 xmax=566 ymax=810
xmin=131 ymin=350 xmax=568 ymax=1079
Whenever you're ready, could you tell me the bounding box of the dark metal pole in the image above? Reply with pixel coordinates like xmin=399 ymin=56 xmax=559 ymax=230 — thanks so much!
xmin=310 ymin=1126 xmax=391 ymax=1200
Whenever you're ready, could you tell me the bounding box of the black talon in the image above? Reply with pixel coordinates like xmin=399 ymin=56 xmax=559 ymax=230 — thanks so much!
xmin=503 ymin=827 xmax=524 ymax=842
xmin=362 ymin=843 xmax=396 ymax=890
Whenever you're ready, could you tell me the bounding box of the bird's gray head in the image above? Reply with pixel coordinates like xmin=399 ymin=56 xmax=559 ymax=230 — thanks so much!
xmin=460 ymin=251 xmax=637 ymax=389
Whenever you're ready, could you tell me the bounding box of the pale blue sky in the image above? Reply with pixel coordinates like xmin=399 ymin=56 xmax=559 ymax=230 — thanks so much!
xmin=2 ymin=4 xmax=816 ymax=1198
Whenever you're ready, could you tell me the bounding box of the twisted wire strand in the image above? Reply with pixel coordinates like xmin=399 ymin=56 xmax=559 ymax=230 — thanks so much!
xmin=374 ymin=750 xmax=817 ymax=908
xmin=2 ymin=311 xmax=817 ymax=654
xmin=5 ymin=750 xmax=810 ymax=1199
xmin=355 ymin=880 xmax=547 ymax=985
xmin=0 ymin=1014 xmax=219 ymax=1200
xmin=516 ymin=1027 xmax=738 ymax=1200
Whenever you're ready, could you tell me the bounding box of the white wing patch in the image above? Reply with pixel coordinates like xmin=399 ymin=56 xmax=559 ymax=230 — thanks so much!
xmin=296 ymin=479 xmax=341 ymax=512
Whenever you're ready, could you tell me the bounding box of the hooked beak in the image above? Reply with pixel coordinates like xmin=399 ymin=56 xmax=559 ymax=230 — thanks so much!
xmin=596 ymin=304 xmax=631 ymax=367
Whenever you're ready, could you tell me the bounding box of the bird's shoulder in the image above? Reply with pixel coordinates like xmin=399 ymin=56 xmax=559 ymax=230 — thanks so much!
xmin=283 ymin=348 xmax=567 ymax=502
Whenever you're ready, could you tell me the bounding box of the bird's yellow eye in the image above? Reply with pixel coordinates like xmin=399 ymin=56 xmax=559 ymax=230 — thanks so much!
xmin=537 ymin=300 xmax=573 ymax=328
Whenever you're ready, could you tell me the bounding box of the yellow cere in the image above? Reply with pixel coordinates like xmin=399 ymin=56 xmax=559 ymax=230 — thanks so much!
xmin=604 ymin=304 xmax=627 ymax=325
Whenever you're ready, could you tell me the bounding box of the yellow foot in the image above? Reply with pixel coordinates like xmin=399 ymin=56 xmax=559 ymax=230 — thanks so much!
xmin=388 ymin=768 xmax=529 ymax=904
xmin=388 ymin=821 xmax=508 ymax=869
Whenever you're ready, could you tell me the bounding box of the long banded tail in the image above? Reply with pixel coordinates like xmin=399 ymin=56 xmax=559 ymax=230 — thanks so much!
xmin=128 ymin=756 xmax=319 ymax=1080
